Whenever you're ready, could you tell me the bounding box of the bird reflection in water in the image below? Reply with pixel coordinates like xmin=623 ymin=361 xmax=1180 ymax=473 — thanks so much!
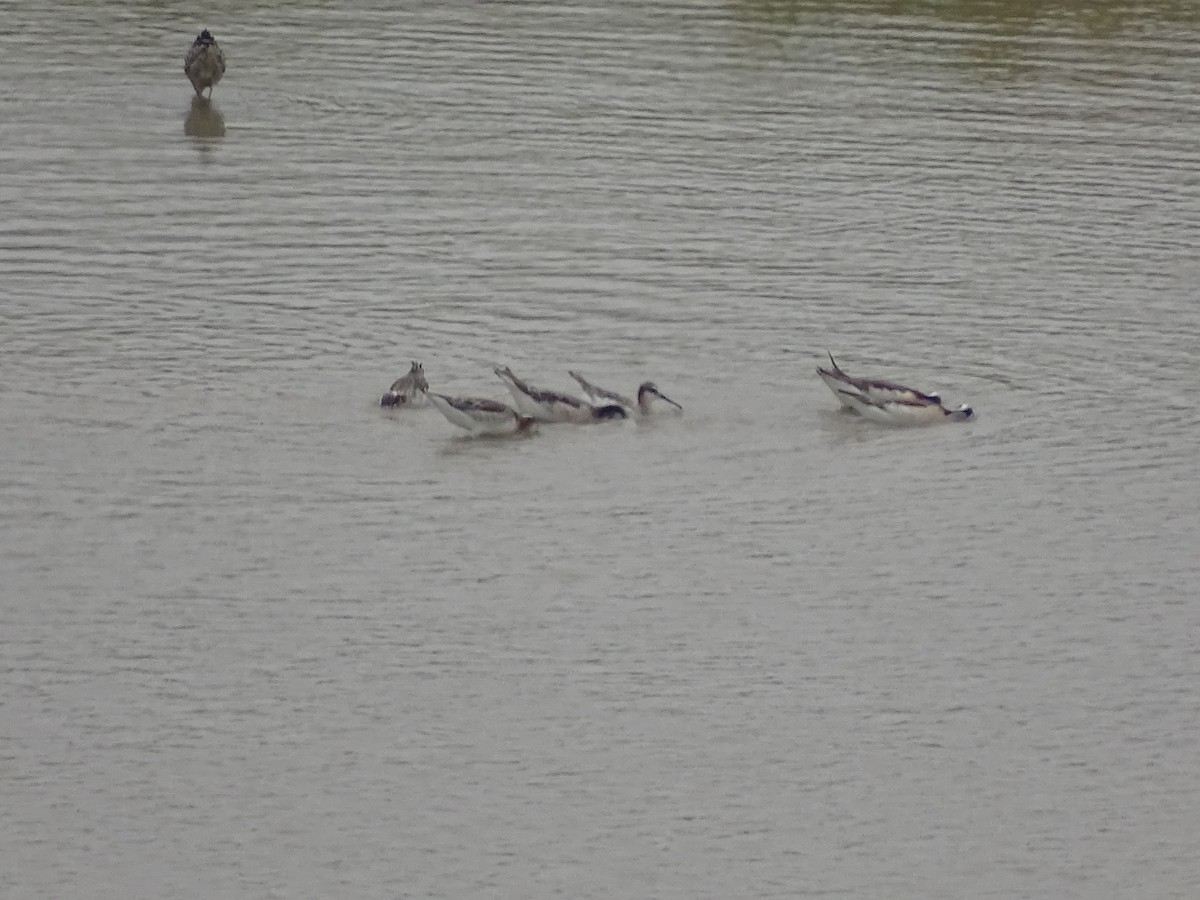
xmin=184 ymin=96 xmax=225 ymax=146
xmin=184 ymin=96 xmax=224 ymax=138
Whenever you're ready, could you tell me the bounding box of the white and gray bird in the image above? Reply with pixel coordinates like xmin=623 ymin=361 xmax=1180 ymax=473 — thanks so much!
xmin=494 ymin=366 xmax=627 ymax=424
xmin=428 ymin=393 xmax=538 ymax=437
xmin=816 ymin=353 xmax=973 ymax=424
xmin=568 ymin=371 xmax=682 ymax=419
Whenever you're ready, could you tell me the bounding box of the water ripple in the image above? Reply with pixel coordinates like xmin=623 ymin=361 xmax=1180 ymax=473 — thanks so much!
xmin=3 ymin=2 xmax=1200 ymax=898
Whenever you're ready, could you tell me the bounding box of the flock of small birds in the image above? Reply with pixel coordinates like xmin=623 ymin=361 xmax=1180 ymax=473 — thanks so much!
xmin=180 ymin=31 xmax=976 ymax=435
xmin=380 ymin=363 xmax=684 ymax=437
xmin=380 ymin=356 xmax=973 ymax=438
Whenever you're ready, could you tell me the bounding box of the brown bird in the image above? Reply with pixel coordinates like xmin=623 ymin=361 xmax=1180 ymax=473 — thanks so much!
xmin=184 ymin=29 xmax=226 ymax=99
xmin=380 ymin=361 xmax=430 ymax=408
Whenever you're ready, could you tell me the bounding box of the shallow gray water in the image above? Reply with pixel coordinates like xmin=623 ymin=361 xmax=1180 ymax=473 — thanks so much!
xmin=2 ymin=1 xmax=1199 ymax=897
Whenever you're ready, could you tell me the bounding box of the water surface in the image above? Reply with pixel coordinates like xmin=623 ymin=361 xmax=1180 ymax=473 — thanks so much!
xmin=2 ymin=1 xmax=1198 ymax=897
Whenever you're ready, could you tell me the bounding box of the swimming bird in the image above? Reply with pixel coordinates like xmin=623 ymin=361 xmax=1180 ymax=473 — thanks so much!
xmin=834 ymin=390 xmax=974 ymax=425
xmin=568 ymin=371 xmax=682 ymax=418
xmin=380 ymin=361 xmax=429 ymax=407
xmin=816 ymin=353 xmax=942 ymax=408
xmin=428 ymin=393 xmax=538 ymax=437
xmin=494 ymin=366 xmax=627 ymax=424
xmin=817 ymin=353 xmax=972 ymax=424
xmin=184 ymin=29 xmax=226 ymax=99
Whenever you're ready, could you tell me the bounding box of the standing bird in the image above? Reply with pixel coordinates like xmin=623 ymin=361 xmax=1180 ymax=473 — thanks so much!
xmin=184 ymin=29 xmax=226 ymax=99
